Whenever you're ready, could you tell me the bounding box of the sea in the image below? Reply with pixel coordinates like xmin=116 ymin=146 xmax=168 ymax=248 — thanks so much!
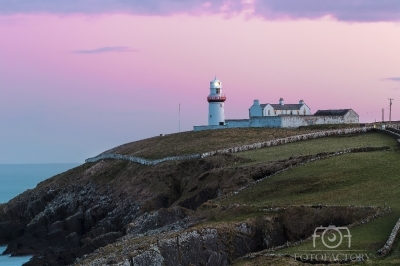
xmin=0 ymin=163 xmax=81 ymax=266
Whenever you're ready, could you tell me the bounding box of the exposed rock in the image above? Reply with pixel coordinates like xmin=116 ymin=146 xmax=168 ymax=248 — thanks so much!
xmin=0 ymin=128 xmax=391 ymax=265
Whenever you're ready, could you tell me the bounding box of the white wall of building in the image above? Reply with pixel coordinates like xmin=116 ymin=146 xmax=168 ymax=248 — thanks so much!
xmin=299 ymin=104 xmax=311 ymax=115
xmin=249 ymin=100 xmax=311 ymax=118
xmin=280 ymin=115 xmax=345 ymax=128
xmin=344 ymin=110 xmax=359 ymax=123
xmin=262 ymin=105 xmax=275 ymax=116
xmin=208 ymin=102 xmax=225 ymax=125
xmin=249 ymin=117 xmax=282 ymax=127
xmin=208 ymin=78 xmax=225 ymax=126
xmin=195 ymin=113 xmax=359 ymax=131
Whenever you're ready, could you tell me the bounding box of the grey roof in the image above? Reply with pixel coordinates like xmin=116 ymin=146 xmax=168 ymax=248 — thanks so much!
xmin=314 ymin=109 xmax=352 ymax=116
xmin=260 ymin=104 xmax=269 ymax=108
xmin=270 ymin=104 xmax=303 ymax=110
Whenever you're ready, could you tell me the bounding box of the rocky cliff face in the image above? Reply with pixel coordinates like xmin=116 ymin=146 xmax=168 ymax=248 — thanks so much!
xmin=0 ymin=154 xmax=255 ymax=265
xmin=0 ymin=164 xmax=141 ymax=265
xmin=74 ymin=224 xmax=263 ymax=266
xmin=73 ymin=205 xmax=380 ymax=266
xmin=0 ymin=151 xmax=382 ymax=266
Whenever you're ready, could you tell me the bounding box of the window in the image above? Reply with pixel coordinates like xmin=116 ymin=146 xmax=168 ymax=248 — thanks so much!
xmin=219 ymin=122 xmax=224 ymax=125
xmin=297 ymin=110 xmax=300 ymax=115
xmin=303 ymin=109 xmax=306 ymax=115
xmin=220 ymin=104 xmax=222 ymax=107
xmin=216 ymin=88 xmax=220 ymax=94
xmin=268 ymin=110 xmax=270 ymax=116
xmin=290 ymin=111 xmax=293 ymax=115
xmin=274 ymin=110 xmax=277 ymax=115
xmin=210 ymin=115 xmax=212 ymax=118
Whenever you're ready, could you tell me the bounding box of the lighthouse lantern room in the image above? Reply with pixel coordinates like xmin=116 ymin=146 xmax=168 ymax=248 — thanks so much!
xmin=207 ymin=77 xmax=226 ymax=126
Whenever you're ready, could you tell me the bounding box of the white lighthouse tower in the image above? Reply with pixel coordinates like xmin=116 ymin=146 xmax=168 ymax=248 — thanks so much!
xmin=208 ymin=77 xmax=226 ymax=125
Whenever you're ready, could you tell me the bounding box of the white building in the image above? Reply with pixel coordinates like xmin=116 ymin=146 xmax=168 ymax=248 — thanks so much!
xmin=208 ymin=77 xmax=226 ymax=126
xmin=193 ymin=78 xmax=359 ymax=131
xmin=249 ymin=98 xmax=311 ymax=117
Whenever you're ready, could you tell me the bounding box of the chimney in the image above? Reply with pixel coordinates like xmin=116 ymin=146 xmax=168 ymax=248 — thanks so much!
xmin=279 ymin=98 xmax=284 ymax=105
xmin=299 ymin=100 xmax=304 ymax=105
xmin=254 ymin=99 xmax=260 ymax=105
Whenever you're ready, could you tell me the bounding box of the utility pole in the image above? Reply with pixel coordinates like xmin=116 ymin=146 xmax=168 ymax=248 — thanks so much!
xmin=389 ymin=98 xmax=393 ymax=122
xmin=382 ymin=108 xmax=384 ymax=122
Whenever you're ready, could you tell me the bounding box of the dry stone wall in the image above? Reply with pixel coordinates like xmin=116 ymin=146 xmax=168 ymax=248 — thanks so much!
xmin=194 ymin=113 xmax=361 ymax=131
xmin=232 ymin=146 xmax=391 ymax=196
xmin=374 ymin=127 xmax=400 ymax=147
xmin=86 ymin=127 xmax=373 ymax=165
xmin=377 ymin=217 xmax=400 ymax=256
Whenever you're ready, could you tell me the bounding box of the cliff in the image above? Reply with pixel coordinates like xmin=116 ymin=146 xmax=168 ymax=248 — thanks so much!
xmin=0 ymin=125 xmax=398 ymax=265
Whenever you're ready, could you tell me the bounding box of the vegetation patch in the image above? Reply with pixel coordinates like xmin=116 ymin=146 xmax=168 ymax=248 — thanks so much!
xmin=237 ymin=132 xmax=397 ymax=164
xmin=4 ymin=127 xmax=400 ymax=265
xmin=102 ymin=126 xmax=361 ymax=159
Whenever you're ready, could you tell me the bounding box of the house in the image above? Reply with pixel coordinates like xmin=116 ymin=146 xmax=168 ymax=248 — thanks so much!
xmin=193 ymin=78 xmax=360 ymax=131
xmin=249 ymin=98 xmax=311 ymax=117
xmin=314 ymin=109 xmax=359 ymax=124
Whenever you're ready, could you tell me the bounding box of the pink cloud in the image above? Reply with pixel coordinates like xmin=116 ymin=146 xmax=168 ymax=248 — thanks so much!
xmin=1 ymin=1 xmax=400 ymax=22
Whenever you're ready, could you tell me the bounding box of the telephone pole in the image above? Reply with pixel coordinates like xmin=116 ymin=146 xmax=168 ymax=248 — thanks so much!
xmin=389 ymin=98 xmax=393 ymax=122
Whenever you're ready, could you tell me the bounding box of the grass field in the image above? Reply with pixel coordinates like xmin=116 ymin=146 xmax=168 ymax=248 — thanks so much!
xmin=71 ymin=127 xmax=400 ymax=266
xmin=225 ymin=151 xmax=400 ymax=208
xmin=209 ymin=131 xmax=400 ymax=265
xmin=237 ymin=132 xmax=397 ymax=164
xmin=103 ymin=125 xmax=362 ymax=159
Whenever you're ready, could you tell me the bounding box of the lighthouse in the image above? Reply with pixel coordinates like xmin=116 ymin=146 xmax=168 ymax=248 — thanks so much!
xmin=208 ymin=77 xmax=226 ymax=126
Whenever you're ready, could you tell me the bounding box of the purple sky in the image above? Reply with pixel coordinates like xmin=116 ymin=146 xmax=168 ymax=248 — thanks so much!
xmin=1 ymin=1 xmax=399 ymax=163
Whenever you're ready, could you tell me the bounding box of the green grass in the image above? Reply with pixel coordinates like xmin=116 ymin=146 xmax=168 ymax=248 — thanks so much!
xmin=237 ymin=132 xmax=397 ymax=164
xmin=277 ymin=212 xmax=399 ymax=255
xmin=223 ymin=150 xmax=400 ymax=209
xmin=195 ymin=204 xmax=278 ymax=226
xmin=106 ymin=126 xmax=361 ymax=159
xmin=220 ymin=133 xmax=400 ymax=265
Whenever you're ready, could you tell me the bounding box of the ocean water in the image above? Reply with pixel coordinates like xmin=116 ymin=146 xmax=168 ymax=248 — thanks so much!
xmin=0 ymin=163 xmax=81 ymax=265
xmin=0 ymin=163 xmax=80 ymax=204
xmin=0 ymin=246 xmax=31 ymax=266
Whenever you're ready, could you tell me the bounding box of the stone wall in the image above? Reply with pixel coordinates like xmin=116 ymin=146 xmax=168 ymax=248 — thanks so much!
xmin=85 ymin=153 xmax=202 ymax=165
xmin=249 ymin=116 xmax=281 ymax=128
xmin=373 ymin=128 xmax=400 ymax=146
xmin=194 ymin=114 xmax=359 ymax=131
xmin=280 ymin=115 xmax=345 ymax=128
xmin=231 ymin=146 xmax=390 ymax=196
xmin=86 ymin=127 xmax=373 ymax=165
xmin=377 ymin=217 xmax=400 ymax=256
xmin=225 ymin=119 xmax=250 ymax=128
xmin=386 ymin=127 xmax=400 ymax=147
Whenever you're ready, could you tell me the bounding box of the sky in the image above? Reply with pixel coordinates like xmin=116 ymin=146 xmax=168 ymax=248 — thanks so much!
xmin=1 ymin=0 xmax=399 ymax=163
